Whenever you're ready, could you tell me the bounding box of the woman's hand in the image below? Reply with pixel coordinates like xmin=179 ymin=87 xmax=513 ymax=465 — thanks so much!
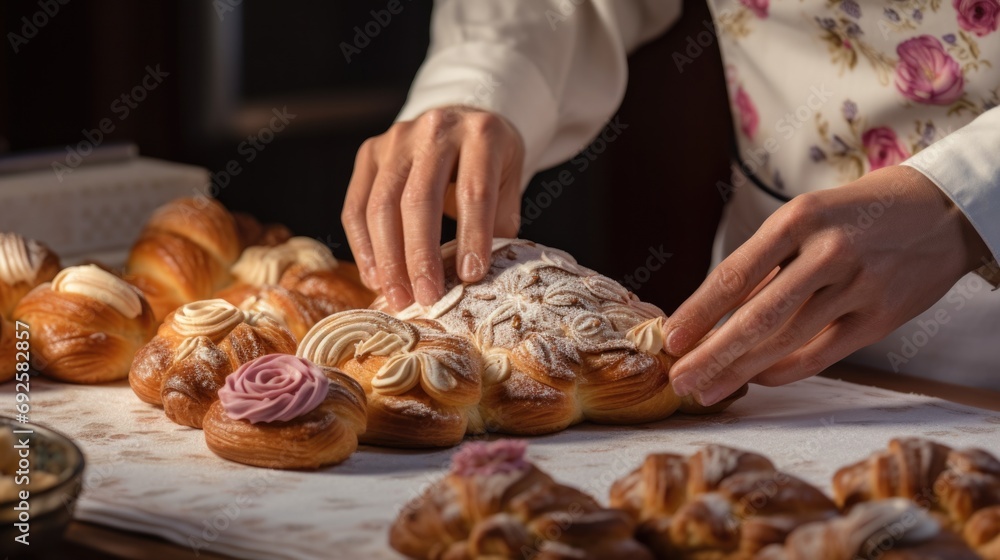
xmin=342 ymin=106 xmax=525 ymax=311
xmin=662 ymin=165 xmax=992 ymax=406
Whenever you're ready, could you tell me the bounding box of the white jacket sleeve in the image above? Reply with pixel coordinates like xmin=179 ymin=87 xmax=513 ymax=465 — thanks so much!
xmin=903 ymin=106 xmax=1000 ymax=262
xmin=395 ymin=0 xmax=682 ymax=187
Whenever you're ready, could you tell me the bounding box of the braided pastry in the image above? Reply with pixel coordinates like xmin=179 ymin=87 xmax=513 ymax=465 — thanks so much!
xmin=833 ymin=438 xmax=1000 ymax=528
xmin=609 ymin=445 xmax=837 ymax=558
xmin=128 ymin=298 xmax=297 ymax=428
xmin=371 ymin=239 xmax=745 ymax=438
xmin=757 ymin=498 xmax=981 ymax=560
xmin=390 ymin=440 xmax=653 ymax=559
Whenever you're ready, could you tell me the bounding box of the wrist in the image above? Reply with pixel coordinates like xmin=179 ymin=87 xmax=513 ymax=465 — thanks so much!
xmin=900 ymin=165 xmax=992 ymax=274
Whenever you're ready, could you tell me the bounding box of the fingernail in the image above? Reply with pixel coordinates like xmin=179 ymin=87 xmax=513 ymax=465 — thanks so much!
xmin=384 ymin=283 xmax=413 ymax=310
xmin=697 ymin=385 xmax=727 ymax=407
xmin=413 ymin=276 xmax=442 ymax=306
xmin=665 ymin=326 xmax=691 ymax=355
xmin=362 ymin=267 xmax=380 ymax=290
xmin=672 ymin=373 xmax=695 ymax=397
xmin=460 ymin=253 xmax=484 ymax=281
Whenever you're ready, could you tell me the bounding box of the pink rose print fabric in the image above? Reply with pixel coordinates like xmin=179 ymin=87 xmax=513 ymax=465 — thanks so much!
xmin=895 ymin=36 xmax=965 ymax=105
xmin=862 ymin=127 xmax=911 ymax=170
xmin=735 ymin=86 xmax=759 ymax=140
xmin=739 ymin=0 xmax=769 ymax=19
xmin=954 ymin=0 xmax=1000 ymax=36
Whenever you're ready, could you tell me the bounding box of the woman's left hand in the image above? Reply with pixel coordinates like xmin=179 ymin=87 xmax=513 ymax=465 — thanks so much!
xmin=662 ymin=165 xmax=992 ymax=406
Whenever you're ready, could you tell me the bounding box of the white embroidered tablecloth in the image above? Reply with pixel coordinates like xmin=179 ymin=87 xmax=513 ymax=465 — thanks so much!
xmin=8 ymin=375 xmax=1000 ymax=559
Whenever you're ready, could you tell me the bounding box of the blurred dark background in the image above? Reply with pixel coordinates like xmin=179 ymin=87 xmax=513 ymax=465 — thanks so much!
xmin=0 ymin=0 xmax=733 ymax=313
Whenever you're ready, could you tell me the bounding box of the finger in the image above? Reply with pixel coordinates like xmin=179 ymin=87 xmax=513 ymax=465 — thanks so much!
xmin=455 ymin=115 xmax=503 ymax=282
xmin=342 ymin=138 xmax=380 ymax=289
xmin=753 ymin=313 xmax=878 ymax=386
xmin=677 ymin=284 xmax=845 ymax=405
xmin=493 ymin=153 xmax=524 ymax=239
xmin=401 ymin=144 xmax=457 ymax=305
xmin=669 ymin=256 xmax=837 ymax=395
xmin=367 ymin=155 xmax=414 ymax=311
xmin=663 ymin=228 xmax=797 ymax=357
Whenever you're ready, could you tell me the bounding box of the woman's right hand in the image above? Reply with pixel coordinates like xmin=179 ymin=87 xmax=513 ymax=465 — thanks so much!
xmin=342 ymin=105 xmax=525 ymax=312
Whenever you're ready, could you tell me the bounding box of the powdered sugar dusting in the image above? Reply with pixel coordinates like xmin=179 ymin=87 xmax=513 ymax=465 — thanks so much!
xmin=374 ymin=239 xmax=667 ymax=385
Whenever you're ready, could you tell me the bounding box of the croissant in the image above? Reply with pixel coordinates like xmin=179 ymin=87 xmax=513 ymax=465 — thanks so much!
xmin=125 ymin=198 xmax=245 ymax=321
xmin=0 ymin=314 xmax=17 ymax=383
xmin=218 ymin=236 xmax=375 ymax=318
xmin=371 ymin=239 xmax=745 ymax=439
xmin=756 ymin=499 xmax=981 ymax=560
xmin=128 ymin=298 xmax=297 ymax=428
xmin=390 ymin=439 xmax=653 ymax=559
xmin=0 ymin=232 xmax=61 ymax=319
xmin=12 ymin=265 xmax=157 ymax=383
xmin=609 ymin=445 xmax=838 ymax=559
xmin=203 ymin=354 xmax=367 ymax=469
xmin=297 ymin=310 xmax=482 ymax=447
xmin=833 ymin=438 xmax=1000 ymax=528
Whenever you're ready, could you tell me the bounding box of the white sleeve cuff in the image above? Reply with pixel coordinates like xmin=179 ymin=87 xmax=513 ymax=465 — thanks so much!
xmin=396 ymin=42 xmax=561 ymax=189
xmin=903 ymin=107 xmax=1000 ymax=261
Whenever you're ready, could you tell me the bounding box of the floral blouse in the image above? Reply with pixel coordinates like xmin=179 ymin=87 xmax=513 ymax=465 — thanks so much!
xmin=717 ymin=0 xmax=998 ymax=187
xmin=394 ymin=0 xmax=1000 ymax=262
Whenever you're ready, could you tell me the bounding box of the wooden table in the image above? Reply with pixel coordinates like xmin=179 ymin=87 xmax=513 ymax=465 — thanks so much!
xmin=53 ymin=361 xmax=1000 ymax=559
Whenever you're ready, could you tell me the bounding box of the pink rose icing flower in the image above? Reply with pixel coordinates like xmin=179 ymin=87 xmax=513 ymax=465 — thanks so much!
xmin=862 ymin=127 xmax=910 ymax=171
xmin=954 ymin=0 xmax=1000 ymax=36
xmin=450 ymin=440 xmax=530 ymax=476
xmin=894 ymin=36 xmax=965 ymax=105
xmin=218 ymin=354 xmax=330 ymax=424
xmin=739 ymin=0 xmax=769 ymax=18
xmin=734 ymin=86 xmax=759 ymax=140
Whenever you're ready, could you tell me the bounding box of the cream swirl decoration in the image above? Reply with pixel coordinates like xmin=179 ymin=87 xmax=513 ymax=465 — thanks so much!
xmin=231 ymin=237 xmax=338 ymax=287
xmin=626 ymin=317 xmax=666 ymax=356
xmin=51 ymin=265 xmax=142 ymax=319
xmin=174 ymin=335 xmax=212 ymax=362
xmin=172 ymin=299 xmax=245 ymax=340
xmin=0 ymin=233 xmax=46 ymax=285
xmin=298 ymin=309 xmax=418 ymax=368
xmin=371 ymin=352 xmax=455 ymax=395
xmin=231 ymin=246 xmax=295 ymax=287
xmin=282 ymin=237 xmax=338 ymax=272
xmin=450 ymin=440 xmax=530 ymax=477
xmin=217 ymin=354 xmax=330 ymax=424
